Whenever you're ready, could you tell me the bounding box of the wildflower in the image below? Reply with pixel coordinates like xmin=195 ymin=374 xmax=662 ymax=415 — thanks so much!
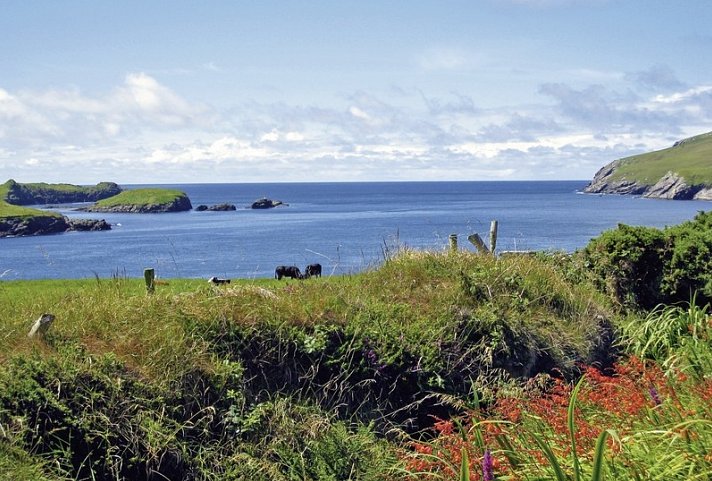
xmin=482 ymin=448 xmax=494 ymax=481
xmin=649 ymin=386 xmax=662 ymax=406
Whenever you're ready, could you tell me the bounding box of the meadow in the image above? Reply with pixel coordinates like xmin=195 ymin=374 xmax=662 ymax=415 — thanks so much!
xmin=1 ymin=212 xmax=711 ymax=480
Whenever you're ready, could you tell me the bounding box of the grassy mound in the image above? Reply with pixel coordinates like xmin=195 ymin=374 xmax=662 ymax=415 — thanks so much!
xmin=0 ymin=251 xmax=612 ymax=479
xmin=88 ymin=188 xmax=192 ymax=212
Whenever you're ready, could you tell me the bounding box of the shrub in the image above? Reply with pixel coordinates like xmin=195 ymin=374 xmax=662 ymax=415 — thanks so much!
xmin=581 ymin=211 xmax=712 ymax=310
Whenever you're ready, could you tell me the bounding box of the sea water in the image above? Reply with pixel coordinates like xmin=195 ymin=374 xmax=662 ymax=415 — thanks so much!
xmin=1 ymin=181 xmax=709 ymax=280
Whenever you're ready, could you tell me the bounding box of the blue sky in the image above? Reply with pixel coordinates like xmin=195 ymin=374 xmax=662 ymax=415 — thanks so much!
xmin=1 ymin=0 xmax=711 ymax=183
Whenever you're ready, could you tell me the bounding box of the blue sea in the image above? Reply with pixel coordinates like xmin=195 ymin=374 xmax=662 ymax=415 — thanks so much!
xmin=1 ymin=181 xmax=709 ymax=281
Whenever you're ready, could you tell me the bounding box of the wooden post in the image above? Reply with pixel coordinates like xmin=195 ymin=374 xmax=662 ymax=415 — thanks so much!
xmin=144 ymin=268 xmax=155 ymax=294
xmin=489 ymin=220 xmax=498 ymax=255
xmin=449 ymin=234 xmax=458 ymax=253
xmin=28 ymin=313 xmax=54 ymax=338
xmin=467 ymin=233 xmax=490 ymax=254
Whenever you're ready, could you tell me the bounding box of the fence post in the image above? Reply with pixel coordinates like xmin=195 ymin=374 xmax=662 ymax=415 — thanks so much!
xmin=489 ymin=220 xmax=498 ymax=255
xmin=467 ymin=233 xmax=490 ymax=254
xmin=144 ymin=268 xmax=155 ymax=294
xmin=449 ymin=234 xmax=458 ymax=253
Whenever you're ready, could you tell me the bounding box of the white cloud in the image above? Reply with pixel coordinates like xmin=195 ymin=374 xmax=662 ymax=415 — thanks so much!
xmin=349 ymin=106 xmax=370 ymax=120
xmin=2 ymin=66 xmax=711 ymax=184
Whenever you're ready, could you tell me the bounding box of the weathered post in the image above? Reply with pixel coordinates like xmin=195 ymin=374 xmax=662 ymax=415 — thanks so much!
xmin=144 ymin=268 xmax=155 ymax=294
xmin=467 ymin=233 xmax=490 ymax=255
xmin=489 ymin=220 xmax=498 ymax=255
xmin=449 ymin=234 xmax=458 ymax=253
xmin=28 ymin=313 xmax=55 ymax=339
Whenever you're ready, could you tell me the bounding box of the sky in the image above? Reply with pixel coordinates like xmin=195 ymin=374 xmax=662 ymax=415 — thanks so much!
xmin=1 ymin=0 xmax=711 ymax=184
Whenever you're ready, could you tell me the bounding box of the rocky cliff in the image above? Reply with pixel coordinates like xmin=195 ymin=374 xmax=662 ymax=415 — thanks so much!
xmin=584 ymin=137 xmax=712 ymax=201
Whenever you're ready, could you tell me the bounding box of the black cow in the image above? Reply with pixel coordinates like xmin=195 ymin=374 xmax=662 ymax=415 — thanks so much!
xmin=304 ymin=263 xmax=322 ymax=278
xmin=208 ymin=276 xmax=231 ymax=285
xmin=275 ymin=265 xmax=302 ymax=280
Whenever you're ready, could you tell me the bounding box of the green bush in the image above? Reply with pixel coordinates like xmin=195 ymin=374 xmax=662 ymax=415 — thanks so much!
xmin=581 ymin=211 xmax=712 ymax=310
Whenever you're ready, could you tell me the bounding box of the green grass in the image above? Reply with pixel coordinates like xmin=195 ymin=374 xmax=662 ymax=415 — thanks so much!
xmin=93 ymin=188 xmax=186 ymax=208
xmin=611 ymin=131 xmax=712 ymax=185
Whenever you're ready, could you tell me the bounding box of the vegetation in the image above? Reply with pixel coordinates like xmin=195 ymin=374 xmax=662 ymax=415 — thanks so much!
xmin=581 ymin=210 xmax=712 ymax=310
xmin=88 ymin=188 xmax=191 ymax=212
xmin=1 ymin=215 xmax=711 ymax=480
xmin=0 ymin=182 xmax=60 ymax=220
xmin=1 ymin=179 xmax=121 ymax=206
xmin=610 ymin=131 xmax=712 ymax=186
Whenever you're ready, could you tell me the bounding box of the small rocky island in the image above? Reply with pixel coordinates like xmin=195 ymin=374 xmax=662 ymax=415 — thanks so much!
xmin=251 ymin=197 xmax=286 ymax=209
xmin=0 ymin=180 xmax=115 ymax=237
xmin=584 ymin=132 xmax=712 ymax=201
xmin=83 ymin=188 xmax=193 ymax=213
xmin=195 ymin=203 xmax=237 ymax=211
xmin=1 ymin=181 xmax=194 ymax=237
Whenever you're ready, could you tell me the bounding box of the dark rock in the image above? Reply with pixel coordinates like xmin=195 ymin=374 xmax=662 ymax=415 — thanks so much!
xmin=251 ymin=197 xmax=286 ymax=209
xmin=583 ymin=160 xmax=649 ymax=196
xmin=0 ymin=215 xmax=111 ymax=237
xmin=67 ymin=218 xmax=111 ymax=232
xmin=0 ymin=215 xmax=68 ymax=237
xmin=196 ymin=203 xmax=237 ymax=211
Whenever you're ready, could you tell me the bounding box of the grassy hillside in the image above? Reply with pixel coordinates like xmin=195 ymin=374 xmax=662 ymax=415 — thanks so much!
xmin=611 ymin=131 xmax=712 ymax=185
xmin=89 ymin=188 xmax=191 ymax=212
xmin=0 ymin=182 xmax=59 ymax=219
xmin=93 ymin=188 xmax=184 ymax=207
xmin=1 ymin=231 xmax=710 ymax=480
xmin=1 ymin=179 xmax=122 ymax=206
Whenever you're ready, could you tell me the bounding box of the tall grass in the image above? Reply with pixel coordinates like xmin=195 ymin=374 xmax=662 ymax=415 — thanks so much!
xmin=405 ymin=296 xmax=712 ymax=480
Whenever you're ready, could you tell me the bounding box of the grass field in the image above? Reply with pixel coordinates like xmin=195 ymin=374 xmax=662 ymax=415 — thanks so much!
xmin=611 ymin=131 xmax=712 ymax=185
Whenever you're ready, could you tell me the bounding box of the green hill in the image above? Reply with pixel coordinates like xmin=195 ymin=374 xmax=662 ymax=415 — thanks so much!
xmin=585 ymin=131 xmax=712 ymax=200
xmin=611 ymin=131 xmax=712 ymax=185
xmin=86 ymin=188 xmax=192 ymax=213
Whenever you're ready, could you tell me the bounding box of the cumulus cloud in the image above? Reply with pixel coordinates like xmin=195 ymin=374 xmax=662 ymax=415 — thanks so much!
xmin=2 ymin=64 xmax=711 ymax=183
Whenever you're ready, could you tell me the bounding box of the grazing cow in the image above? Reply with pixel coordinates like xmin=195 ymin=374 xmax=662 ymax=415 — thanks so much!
xmin=304 ymin=263 xmax=322 ymax=278
xmin=208 ymin=276 xmax=231 ymax=285
xmin=275 ymin=265 xmax=302 ymax=280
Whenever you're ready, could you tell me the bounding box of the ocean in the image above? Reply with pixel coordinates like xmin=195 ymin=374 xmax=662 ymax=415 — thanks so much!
xmin=1 ymin=181 xmax=709 ymax=281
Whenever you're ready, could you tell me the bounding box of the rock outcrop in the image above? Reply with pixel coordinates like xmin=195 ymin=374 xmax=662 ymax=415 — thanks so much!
xmin=0 ymin=216 xmax=110 ymax=237
xmin=195 ymin=203 xmax=237 ymax=211
xmin=251 ymin=198 xmax=286 ymax=209
xmin=585 ymin=164 xmax=711 ymax=201
xmin=67 ymin=218 xmax=112 ymax=232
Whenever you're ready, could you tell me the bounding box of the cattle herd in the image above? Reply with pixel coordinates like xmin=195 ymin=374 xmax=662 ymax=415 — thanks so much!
xmin=207 ymin=263 xmax=322 ymax=285
xmin=275 ymin=263 xmax=322 ymax=280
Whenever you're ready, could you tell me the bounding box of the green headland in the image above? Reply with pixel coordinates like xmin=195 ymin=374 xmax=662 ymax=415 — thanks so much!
xmin=585 ymin=131 xmax=712 ymax=200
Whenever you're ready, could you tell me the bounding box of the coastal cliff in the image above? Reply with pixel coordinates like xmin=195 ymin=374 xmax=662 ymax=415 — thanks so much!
xmin=584 ymin=132 xmax=712 ymax=200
